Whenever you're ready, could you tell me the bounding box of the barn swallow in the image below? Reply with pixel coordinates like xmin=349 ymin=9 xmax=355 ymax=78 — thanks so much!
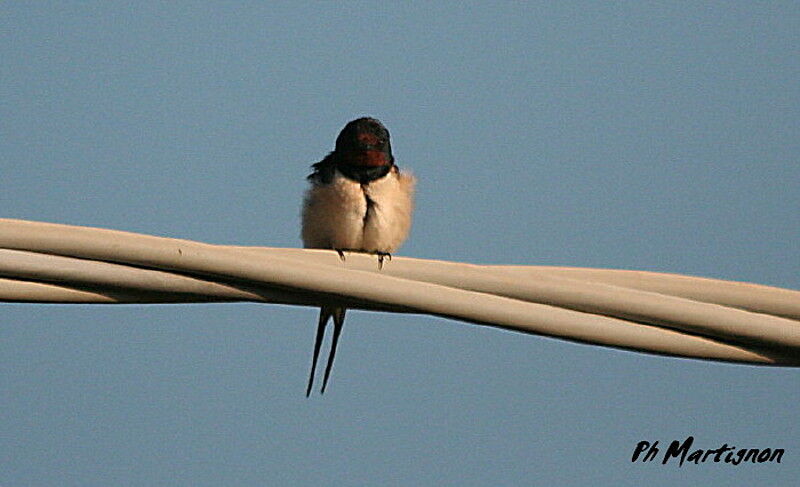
xmin=301 ymin=117 xmax=415 ymax=395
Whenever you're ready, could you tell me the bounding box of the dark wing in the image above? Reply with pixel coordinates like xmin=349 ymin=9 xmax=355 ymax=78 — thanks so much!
xmin=308 ymin=152 xmax=337 ymax=184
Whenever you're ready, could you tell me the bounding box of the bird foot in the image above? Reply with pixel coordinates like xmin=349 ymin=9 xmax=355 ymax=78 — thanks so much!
xmin=376 ymin=252 xmax=392 ymax=270
xmin=333 ymin=249 xmax=391 ymax=269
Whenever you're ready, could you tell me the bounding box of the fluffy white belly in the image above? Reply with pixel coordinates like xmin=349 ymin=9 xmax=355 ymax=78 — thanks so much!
xmin=301 ymin=170 xmax=415 ymax=253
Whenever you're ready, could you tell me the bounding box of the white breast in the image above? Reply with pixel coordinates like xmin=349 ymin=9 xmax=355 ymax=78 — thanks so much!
xmin=301 ymin=169 xmax=415 ymax=253
xmin=361 ymin=170 xmax=415 ymax=252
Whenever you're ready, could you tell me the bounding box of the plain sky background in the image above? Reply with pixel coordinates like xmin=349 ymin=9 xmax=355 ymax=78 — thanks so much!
xmin=2 ymin=2 xmax=799 ymax=486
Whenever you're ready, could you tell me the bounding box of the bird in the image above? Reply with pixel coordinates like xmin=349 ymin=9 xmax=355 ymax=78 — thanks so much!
xmin=301 ymin=117 xmax=415 ymax=395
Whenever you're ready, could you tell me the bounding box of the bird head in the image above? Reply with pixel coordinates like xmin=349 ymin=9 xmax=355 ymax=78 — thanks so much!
xmin=334 ymin=117 xmax=394 ymax=168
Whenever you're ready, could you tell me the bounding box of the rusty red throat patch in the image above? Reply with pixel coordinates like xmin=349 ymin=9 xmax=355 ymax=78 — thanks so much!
xmin=345 ymin=150 xmax=390 ymax=167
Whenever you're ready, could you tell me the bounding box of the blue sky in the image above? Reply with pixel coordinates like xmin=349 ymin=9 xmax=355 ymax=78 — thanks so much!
xmin=2 ymin=2 xmax=798 ymax=485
